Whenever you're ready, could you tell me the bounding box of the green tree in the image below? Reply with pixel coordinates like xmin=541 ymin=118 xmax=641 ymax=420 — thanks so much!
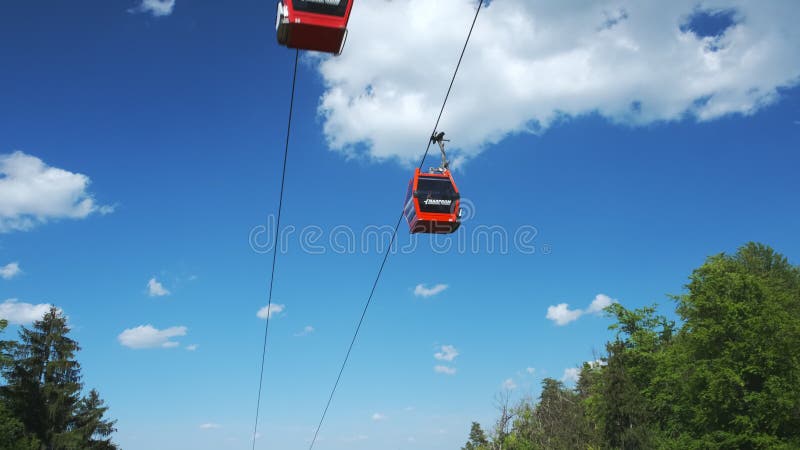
xmin=1 ymin=308 xmax=117 ymax=449
xmin=0 ymin=401 xmax=40 ymax=450
xmin=531 ymin=378 xmax=590 ymax=449
xmin=462 ymin=421 xmax=489 ymax=450
xmin=73 ymin=390 xmax=117 ymax=450
xmin=0 ymin=319 xmax=41 ymax=450
xmin=467 ymin=242 xmax=800 ymax=450
xmin=488 ymin=379 xmax=593 ymax=450
xmin=654 ymin=243 xmax=800 ymax=448
xmin=594 ymin=303 xmax=674 ymax=448
xmin=0 ymin=319 xmax=15 ymax=371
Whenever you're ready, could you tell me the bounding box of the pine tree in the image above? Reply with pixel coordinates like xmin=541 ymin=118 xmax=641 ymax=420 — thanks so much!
xmin=1 ymin=319 xmax=41 ymax=450
xmin=462 ymin=421 xmax=489 ymax=450
xmin=0 ymin=308 xmax=117 ymax=449
xmin=73 ymin=390 xmax=117 ymax=450
xmin=0 ymin=319 xmax=11 ymax=368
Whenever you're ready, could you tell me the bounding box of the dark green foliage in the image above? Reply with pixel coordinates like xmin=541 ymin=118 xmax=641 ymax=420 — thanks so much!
xmin=0 ymin=308 xmax=118 ymax=449
xmin=528 ymin=378 xmax=592 ymax=449
xmin=655 ymin=243 xmax=800 ymax=448
xmin=462 ymin=421 xmax=489 ymax=450
xmin=73 ymin=390 xmax=117 ymax=450
xmin=1 ymin=319 xmax=41 ymax=450
xmin=595 ymin=304 xmax=674 ymax=448
xmin=0 ymin=401 xmax=40 ymax=450
xmin=464 ymin=243 xmax=800 ymax=450
xmin=0 ymin=319 xmax=10 ymax=366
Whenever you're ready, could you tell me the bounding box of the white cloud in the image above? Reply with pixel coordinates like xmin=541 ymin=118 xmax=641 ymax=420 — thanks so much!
xmin=0 ymin=299 xmax=54 ymax=325
xmin=316 ymin=0 xmax=800 ymax=164
xmin=413 ymin=283 xmax=448 ymax=298
xmin=294 ymin=325 xmax=315 ymax=337
xmin=1 ymin=262 xmax=21 ymax=280
xmin=118 ymin=324 xmax=187 ymax=349
xmin=371 ymin=412 xmax=386 ymax=421
xmin=546 ymin=303 xmax=583 ymax=326
xmin=186 ymin=344 xmax=198 ymax=351
xmin=434 ymin=365 xmax=457 ymax=375
xmin=256 ymin=303 xmax=285 ymax=319
xmin=562 ymin=367 xmax=581 ymax=384
xmin=502 ymin=378 xmax=517 ymax=390
xmin=131 ymin=0 xmax=176 ymax=17
xmin=526 ymin=367 xmax=536 ymax=375
xmin=586 ymin=294 xmax=614 ymax=314
xmin=546 ymin=294 xmax=618 ymax=325
xmin=434 ymin=344 xmax=459 ymax=362
xmin=199 ymin=423 xmax=220 ymax=430
xmin=586 ymin=359 xmax=607 ymax=369
xmin=561 ymin=360 xmax=608 ymax=384
xmin=147 ymin=277 xmax=170 ymax=297
xmin=0 ymin=151 xmax=112 ymax=232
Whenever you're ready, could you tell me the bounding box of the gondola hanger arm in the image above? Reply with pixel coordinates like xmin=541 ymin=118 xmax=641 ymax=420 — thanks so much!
xmin=430 ymin=131 xmax=450 ymax=172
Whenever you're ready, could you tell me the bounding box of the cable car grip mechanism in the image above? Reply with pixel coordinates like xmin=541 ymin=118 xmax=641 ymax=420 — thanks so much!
xmin=430 ymin=131 xmax=450 ymax=173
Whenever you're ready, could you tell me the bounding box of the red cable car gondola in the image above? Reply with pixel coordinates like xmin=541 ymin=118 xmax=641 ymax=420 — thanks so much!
xmin=276 ymin=0 xmax=354 ymax=55
xmin=403 ymin=133 xmax=462 ymax=234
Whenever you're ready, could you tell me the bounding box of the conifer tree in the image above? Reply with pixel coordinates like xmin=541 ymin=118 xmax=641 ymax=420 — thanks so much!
xmin=462 ymin=421 xmax=489 ymax=450
xmin=1 ymin=308 xmax=117 ymax=449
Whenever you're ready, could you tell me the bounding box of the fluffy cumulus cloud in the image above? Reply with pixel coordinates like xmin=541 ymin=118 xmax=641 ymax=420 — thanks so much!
xmin=546 ymin=303 xmax=584 ymax=326
xmin=118 ymin=324 xmax=187 ymax=349
xmin=562 ymin=367 xmax=581 ymax=384
xmin=316 ymin=0 xmax=800 ymax=164
xmin=1 ymin=262 xmax=21 ymax=280
xmin=0 ymin=152 xmax=112 ymax=232
xmin=586 ymin=294 xmax=614 ymax=314
xmin=147 ymin=278 xmax=170 ymax=297
xmin=414 ymin=283 xmax=448 ymax=298
xmin=502 ymin=378 xmax=518 ymax=390
xmin=371 ymin=412 xmax=387 ymax=421
xmin=0 ymin=299 xmax=54 ymax=325
xmin=546 ymin=293 xmax=617 ymax=325
xmin=256 ymin=303 xmax=285 ymax=319
xmin=131 ymin=0 xmax=176 ymax=17
xmin=434 ymin=344 xmax=459 ymax=362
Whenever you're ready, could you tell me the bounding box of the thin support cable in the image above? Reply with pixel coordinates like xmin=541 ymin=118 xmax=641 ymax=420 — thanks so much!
xmin=251 ymin=48 xmax=300 ymax=450
xmin=307 ymin=2 xmax=484 ymax=448
xmin=418 ymin=0 xmax=485 ymax=171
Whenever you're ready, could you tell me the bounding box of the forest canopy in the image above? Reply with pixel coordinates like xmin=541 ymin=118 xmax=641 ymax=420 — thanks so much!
xmin=463 ymin=243 xmax=800 ymax=450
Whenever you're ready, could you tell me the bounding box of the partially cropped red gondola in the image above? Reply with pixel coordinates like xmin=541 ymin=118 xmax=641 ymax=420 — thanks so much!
xmin=276 ymin=0 xmax=354 ymax=55
xmin=403 ymin=132 xmax=462 ymax=234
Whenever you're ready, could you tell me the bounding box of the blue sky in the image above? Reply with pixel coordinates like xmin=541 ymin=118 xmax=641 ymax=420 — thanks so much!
xmin=1 ymin=0 xmax=799 ymax=449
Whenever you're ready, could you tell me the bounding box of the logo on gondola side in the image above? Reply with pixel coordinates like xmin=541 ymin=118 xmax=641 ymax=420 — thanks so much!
xmin=423 ymin=199 xmax=452 ymax=206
